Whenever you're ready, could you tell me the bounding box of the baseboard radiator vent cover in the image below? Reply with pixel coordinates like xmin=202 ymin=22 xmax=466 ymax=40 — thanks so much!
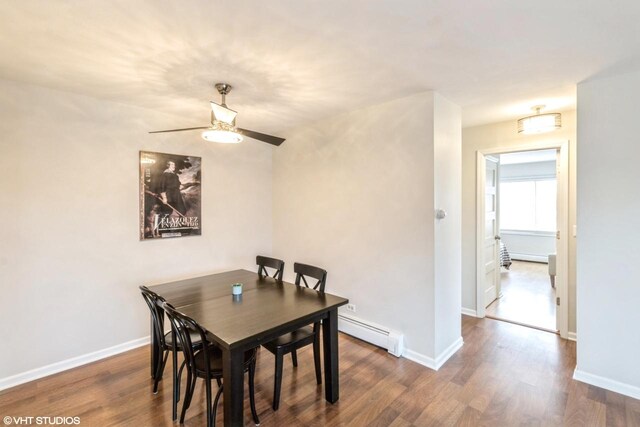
xmin=338 ymin=313 xmax=404 ymax=357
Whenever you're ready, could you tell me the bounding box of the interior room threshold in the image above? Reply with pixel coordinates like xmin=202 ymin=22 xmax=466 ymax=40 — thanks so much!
xmin=485 ymin=314 xmax=559 ymax=335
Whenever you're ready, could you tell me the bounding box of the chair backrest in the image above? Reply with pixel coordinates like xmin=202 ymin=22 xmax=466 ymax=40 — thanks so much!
xmin=294 ymin=262 xmax=327 ymax=292
xmin=139 ymin=286 xmax=167 ymax=346
xmin=256 ymin=255 xmax=285 ymax=281
xmin=162 ymin=302 xmax=213 ymax=377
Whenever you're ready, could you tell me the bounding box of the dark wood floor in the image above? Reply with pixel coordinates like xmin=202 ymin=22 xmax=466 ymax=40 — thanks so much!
xmin=2 ymin=316 xmax=639 ymax=426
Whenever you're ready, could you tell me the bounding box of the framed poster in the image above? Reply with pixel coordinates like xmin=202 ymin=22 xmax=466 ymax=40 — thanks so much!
xmin=139 ymin=151 xmax=201 ymax=240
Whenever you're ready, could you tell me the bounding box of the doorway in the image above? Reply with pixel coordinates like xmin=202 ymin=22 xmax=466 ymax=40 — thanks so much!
xmin=487 ymin=260 xmax=555 ymax=330
xmin=485 ymin=148 xmax=558 ymax=330
xmin=476 ymin=142 xmax=569 ymax=338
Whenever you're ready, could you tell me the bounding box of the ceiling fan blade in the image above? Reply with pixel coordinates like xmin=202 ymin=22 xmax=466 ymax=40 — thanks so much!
xmin=237 ymin=128 xmax=286 ymax=146
xmin=149 ymin=126 xmax=209 ymax=134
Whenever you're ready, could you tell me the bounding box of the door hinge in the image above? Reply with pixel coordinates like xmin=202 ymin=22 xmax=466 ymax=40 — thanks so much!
xmin=556 ymin=231 xmax=560 ymax=240
xmin=556 ymin=297 xmax=560 ymax=306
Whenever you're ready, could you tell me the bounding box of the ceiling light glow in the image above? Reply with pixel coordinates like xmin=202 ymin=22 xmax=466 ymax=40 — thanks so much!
xmin=202 ymin=120 xmax=243 ymax=143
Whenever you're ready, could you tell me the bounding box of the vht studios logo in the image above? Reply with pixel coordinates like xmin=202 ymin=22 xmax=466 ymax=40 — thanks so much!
xmin=3 ymin=416 xmax=80 ymax=425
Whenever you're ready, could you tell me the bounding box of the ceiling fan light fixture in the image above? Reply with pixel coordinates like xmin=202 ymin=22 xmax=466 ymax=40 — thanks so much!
xmin=517 ymin=105 xmax=561 ymax=134
xmin=150 ymin=82 xmax=285 ymax=146
xmin=202 ymin=129 xmax=243 ymax=143
xmin=202 ymin=120 xmax=243 ymax=143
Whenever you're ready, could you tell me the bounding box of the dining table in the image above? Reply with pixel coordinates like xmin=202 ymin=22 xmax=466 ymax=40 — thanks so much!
xmin=147 ymin=269 xmax=349 ymax=427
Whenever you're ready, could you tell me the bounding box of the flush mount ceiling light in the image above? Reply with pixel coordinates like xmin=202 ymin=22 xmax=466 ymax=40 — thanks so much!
xmin=149 ymin=83 xmax=285 ymax=146
xmin=517 ymin=105 xmax=561 ymax=134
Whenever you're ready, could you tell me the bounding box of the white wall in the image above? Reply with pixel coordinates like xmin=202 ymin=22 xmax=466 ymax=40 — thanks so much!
xmin=575 ymin=70 xmax=640 ymax=396
xmin=462 ymin=111 xmax=577 ymax=332
xmin=433 ymin=94 xmax=462 ymax=356
xmin=500 ymin=232 xmax=555 ymax=262
xmin=0 ymin=79 xmax=273 ymax=380
xmin=272 ymin=92 xmax=461 ymax=362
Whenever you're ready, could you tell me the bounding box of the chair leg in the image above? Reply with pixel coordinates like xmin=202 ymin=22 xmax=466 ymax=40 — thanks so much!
xmin=249 ymin=359 xmax=260 ymax=425
xmin=177 ymin=358 xmax=188 ymax=399
xmin=212 ymin=383 xmax=224 ymax=427
xmin=172 ymin=350 xmax=179 ymax=420
xmin=216 ymin=378 xmax=222 ymax=387
xmin=180 ymin=371 xmax=196 ymax=424
xmin=313 ymin=335 xmax=322 ymax=385
xmin=273 ymin=350 xmax=284 ymax=411
xmin=173 ymin=358 xmax=188 ymax=422
xmin=153 ymin=350 xmax=169 ymax=394
xmin=291 ymin=349 xmax=298 ymax=367
xmin=205 ymin=375 xmax=213 ymax=427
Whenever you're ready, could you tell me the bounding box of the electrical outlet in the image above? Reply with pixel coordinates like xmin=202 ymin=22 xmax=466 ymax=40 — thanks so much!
xmin=346 ymin=304 xmax=356 ymax=313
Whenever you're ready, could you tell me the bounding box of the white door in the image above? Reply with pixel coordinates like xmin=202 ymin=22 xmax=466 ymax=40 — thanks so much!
xmin=483 ymin=156 xmax=500 ymax=308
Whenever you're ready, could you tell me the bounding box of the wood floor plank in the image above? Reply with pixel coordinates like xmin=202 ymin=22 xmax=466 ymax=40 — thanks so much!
xmin=1 ymin=316 xmax=638 ymax=426
xmin=413 ymin=381 xmax=466 ymax=426
xmin=454 ymin=406 xmax=483 ymax=427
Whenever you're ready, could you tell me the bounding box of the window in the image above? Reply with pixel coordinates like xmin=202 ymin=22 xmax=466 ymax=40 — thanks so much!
xmin=500 ymin=179 xmax=556 ymax=231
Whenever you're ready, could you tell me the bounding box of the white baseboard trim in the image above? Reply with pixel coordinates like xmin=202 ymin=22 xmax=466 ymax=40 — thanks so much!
xmin=403 ymin=336 xmax=463 ymax=371
xmin=403 ymin=349 xmax=436 ymax=370
xmin=0 ymin=336 xmax=150 ymax=392
xmin=461 ymin=308 xmax=477 ymax=317
xmin=434 ymin=337 xmax=464 ymax=369
xmin=567 ymin=331 xmax=577 ymax=342
xmin=573 ymin=368 xmax=640 ymax=400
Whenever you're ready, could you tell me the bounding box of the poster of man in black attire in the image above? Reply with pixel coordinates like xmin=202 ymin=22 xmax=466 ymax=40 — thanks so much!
xmin=139 ymin=151 xmax=201 ymax=240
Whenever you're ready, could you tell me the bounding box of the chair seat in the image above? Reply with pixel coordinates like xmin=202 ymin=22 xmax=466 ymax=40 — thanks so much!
xmin=193 ymin=346 xmax=256 ymax=376
xmin=262 ymin=325 xmax=315 ymax=353
xmin=164 ymin=329 xmax=202 ymax=350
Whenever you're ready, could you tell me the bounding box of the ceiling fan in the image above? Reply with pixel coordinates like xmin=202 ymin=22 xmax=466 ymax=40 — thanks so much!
xmin=149 ymin=83 xmax=285 ymax=146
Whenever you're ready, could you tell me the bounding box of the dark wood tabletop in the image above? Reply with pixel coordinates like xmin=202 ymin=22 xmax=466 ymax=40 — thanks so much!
xmin=150 ymin=269 xmax=347 ymax=350
xmin=149 ymin=270 xmax=262 ymax=306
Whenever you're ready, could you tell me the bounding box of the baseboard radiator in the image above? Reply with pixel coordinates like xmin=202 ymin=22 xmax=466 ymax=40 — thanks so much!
xmin=338 ymin=314 xmax=404 ymax=357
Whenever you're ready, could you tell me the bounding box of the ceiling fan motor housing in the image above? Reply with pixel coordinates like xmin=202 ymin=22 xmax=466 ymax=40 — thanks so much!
xmin=215 ymin=83 xmax=232 ymax=95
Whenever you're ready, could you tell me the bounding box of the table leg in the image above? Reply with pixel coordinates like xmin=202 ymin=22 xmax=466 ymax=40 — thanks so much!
xmin=222 ymin=347 xmax=245 ymax=427
xmin=150 ymin=307 xmax=164 ymax=378
xmin=322 ymin=308 xmax=339 ymax=403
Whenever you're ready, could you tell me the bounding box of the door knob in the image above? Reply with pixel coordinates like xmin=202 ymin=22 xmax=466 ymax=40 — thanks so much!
xmin=495 ymin=235 xmax=501 ymax=240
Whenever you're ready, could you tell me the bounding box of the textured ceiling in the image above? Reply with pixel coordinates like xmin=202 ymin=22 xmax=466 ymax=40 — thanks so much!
xmin=1 ymin=1 xmax=639 ymax=133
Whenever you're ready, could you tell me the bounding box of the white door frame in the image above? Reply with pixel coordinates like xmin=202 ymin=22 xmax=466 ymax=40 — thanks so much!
xmin=476 ymin=140 xmax=569 ymax=338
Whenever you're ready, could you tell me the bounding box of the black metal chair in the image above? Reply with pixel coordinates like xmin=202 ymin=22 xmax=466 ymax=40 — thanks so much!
xmin=262 ymin=262 xmax=327 ymax=410
xmin=256 ymin=255 xmax=285 ymax=281
xmin=163 ymin=302 xmax=260 ymax=427
xmin=139 ymin=286 xmax=202 ymax=420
